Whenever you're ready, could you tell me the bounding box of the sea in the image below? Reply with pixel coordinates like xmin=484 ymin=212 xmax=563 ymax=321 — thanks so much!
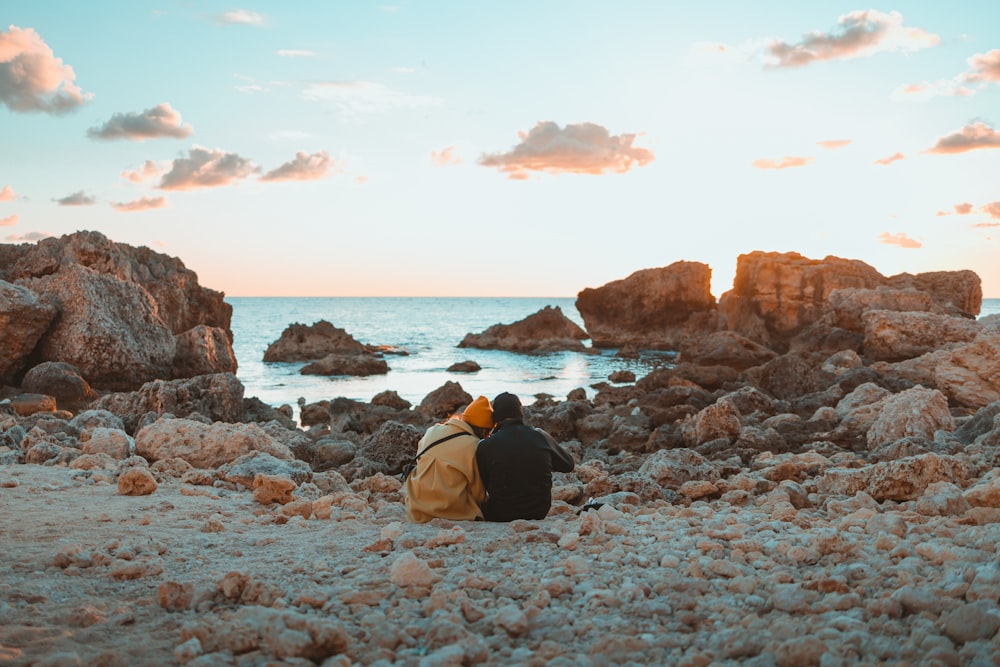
xmin=228 ymin=297 xmax=1000 ymax=414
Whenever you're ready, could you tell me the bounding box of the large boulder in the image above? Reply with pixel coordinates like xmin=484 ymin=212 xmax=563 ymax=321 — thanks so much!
xmin=0 ymin=281 xmax=57 ymax=384
xmin=825 ymin=287 xmax=935 ymax=332
xmin=171 ymin=325 xmax=238 ymax=378
xmin=678 ymin=331 xmax=777 ymax=371
xmin=134 ymin=417 xmax=293 ymax=469
xmin=886 ymin=269 xmax=982 ymax=318
xmin=263 ymin=320 xmax=367 ymax=362
xmin=862 ymin=311 xmax=981 ymax=362
xmin=818 ymin=453 xmax=969 ymax=501
xmin=1 ymin=230 xmax=231 ymax=335
xmin=576 ymin=261 xmax=722 ymax=349
xmin=18 ymin=264 xmax=176 ymax=390
xmin=459 ymin=306 xmax=589 ymax=352
xmin=93 ymin=373 xmax=246 ymax=433
xmin=417 ymin=381 xmax=473 ymax=420
xmin=21 ymin=361 xmax=97 ymax=411
xmin=719 ymin=252 xmax=885 ymax=350
xmin=866 ymin=386 xmax=955 ymax=450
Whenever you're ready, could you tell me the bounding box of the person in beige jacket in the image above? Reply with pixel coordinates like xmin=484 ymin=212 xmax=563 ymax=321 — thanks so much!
xmin=405 ymin=395 xmax=492 ymax=523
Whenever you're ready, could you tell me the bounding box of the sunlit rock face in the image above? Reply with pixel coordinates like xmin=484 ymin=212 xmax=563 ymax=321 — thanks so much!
xmin=576 ymin=261 xmax=721 ymax=350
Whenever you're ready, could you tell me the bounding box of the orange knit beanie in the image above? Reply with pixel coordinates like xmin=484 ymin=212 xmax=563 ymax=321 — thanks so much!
xmin=461 ymin=395 xmax=493 ymax=429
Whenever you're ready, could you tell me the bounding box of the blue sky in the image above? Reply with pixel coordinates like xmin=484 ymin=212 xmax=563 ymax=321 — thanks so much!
xmin=2 ymin=2 xmax=999 ymax=298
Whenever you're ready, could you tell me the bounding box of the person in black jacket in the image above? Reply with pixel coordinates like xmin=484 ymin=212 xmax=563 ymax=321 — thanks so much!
xmin=476 ymin=392 xmax=575 ymax=522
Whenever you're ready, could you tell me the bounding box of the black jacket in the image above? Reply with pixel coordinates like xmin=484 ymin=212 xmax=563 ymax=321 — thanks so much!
xmin=476 ymin=418 xmax=575 ymax=522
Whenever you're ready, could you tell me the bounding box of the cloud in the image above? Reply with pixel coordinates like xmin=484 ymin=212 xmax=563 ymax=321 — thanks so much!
xmin=0 ymin=185 xmax=16 ymax=201
xmin=277 ymin=49 xmax=316 ymax=58
xmin=972 ymin=222 xmax=1000 ymax=229
xmin=54 ymin=191 xmax=95 ymax=206
xmin=878 ymin=231 xmax=922 ymax=248
xmin=479 ymin=121 xmax=655 ymax=179
xmin=0 ymin=25 xmax=92 ymax=114
xmin=817 ymin=139 xmax=851 ymax=150
xmin=87 ymin=103 xmax=193 ymax=141
xmin=159 ymin=146 xmax=260 ymax=191
xmin=4 ymin=231 xmax=51 ymax=242
xmin=892 ymin=79 xmax=974 ymax=100
xmin=926 ymin=121 xmax=1000 ymax=155
xmin=767 ymin=10 xmax=938 ymax=69
xmin=0 ymin=214 xmax=17 ymax=226
xmin=216 ymin=10 xmax=264 ymax=25
xmin=955 ymin=202 xmax=975 ymax=215
xmin=112 ymin=196 xmax=167 ymax=212
xmin=983 ymin=202 xmax=1000 ymax=219
xmin=874 ymin=152 xmax=904 ymax=166
xmin=751 ymin=156 xmax=814 ymax=170
xmin=259 ymin=151 xmax=333 ymax=182
xmin=302 ymin=81 xmax=442 ymax=116
xmin=121 ymin=160 xmax=162 ymax=183
xmin=430 ymin=146 xmax=461 ymax=167
xmin=964 ymin=49 xmax=1000 ymax=84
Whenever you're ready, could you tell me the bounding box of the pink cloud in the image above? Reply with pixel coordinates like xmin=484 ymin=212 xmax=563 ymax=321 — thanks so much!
xmin=159 ymin=146 xmax=260 ymax=190
xmin=0 ymin=185 xmax=16 ymax=201
xmin=431 ymin=146 xmax=461 ymax=167
xmin=817 ymin=139 xmax=851 ymax=150
xmin=926 ymin=122 xmax=1000 ymax=154
xmin=54 ymin=191 xmax=95 ymax=206
xmin=751 ymin=156 xmax=814 ymax=170
xmin=972 ymin=222 xmax=1000 ymax=229
xmin=955 ymin=202 xmax=974 ymax=215
xmin=874 ymin=152 xmax=904 ymax=166
xmin=88 ymin=103 xmax=193 ymax=141
xmin=878 ymin=231 xmax=922 ymax=248
xmin=0 ymin=25 xmax=92 ymax=114
xmin=112 ymin=196 xmax=167 ymax=212
xmin=4 ymin=231 xmax=52 ymax=243
xmin=479 ymin=121 xmax=655 ymax=179
xmin=767 ymin=10 xmax=938 ymax=69
xmin=962 ymin=49 xmax=1000 ymax=84
xmin=983 ymin=201 xmax=1000 ymax=220
xmin=259 ymin=150 xmax=333 ymax=182
xmin=0 ymin=214 xmax=17 ymax=226
xmin=121 ymin=160 xmax=162 ymax=183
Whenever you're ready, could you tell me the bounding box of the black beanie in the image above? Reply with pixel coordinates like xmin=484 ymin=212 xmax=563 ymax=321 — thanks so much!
xmin=491 ymin=392 xmax=523 ymax=421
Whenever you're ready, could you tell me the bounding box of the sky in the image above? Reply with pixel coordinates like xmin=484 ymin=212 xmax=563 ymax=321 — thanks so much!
xmin=1 ymin=2 xmax=999 ymax=298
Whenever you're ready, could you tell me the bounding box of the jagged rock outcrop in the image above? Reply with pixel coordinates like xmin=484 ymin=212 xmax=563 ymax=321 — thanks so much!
xmin=171 ymin=324 xmax=238 ymax=378
xmin=263 ymin=321 xmax=367 ymax=362
xmin=576 ymin=261 xmax=721 ymax=349
xmin=862 ymin=311 xmax=982 ymax=362
xmin=458 ymin=306 xmax=589 ymax=353
xmin=886 ymin=269 xmax=982 ymax=317
xmin=0 ymin=280 xmax=58 ymax=384
xmin=678 ymin=331 xmax=777 ymax=371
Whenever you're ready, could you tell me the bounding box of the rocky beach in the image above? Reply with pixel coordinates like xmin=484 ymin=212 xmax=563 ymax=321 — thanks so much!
xmin=2 ymin=231 xmax=1000 ymax=666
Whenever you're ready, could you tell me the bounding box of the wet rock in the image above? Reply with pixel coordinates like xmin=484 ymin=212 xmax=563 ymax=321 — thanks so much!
xmin=459 ymin=306 xmax=589 ymax=353
xmin=300 ymin=353 xmax=388 ymax=376
xmin=263 ymin=320 xmax=367 ymax=362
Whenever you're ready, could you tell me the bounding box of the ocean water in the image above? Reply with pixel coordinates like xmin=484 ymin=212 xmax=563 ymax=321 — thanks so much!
xmin=229 ymin=297 xmax=1000 ymax=412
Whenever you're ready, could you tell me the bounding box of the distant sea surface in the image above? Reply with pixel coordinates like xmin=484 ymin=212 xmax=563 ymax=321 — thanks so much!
xmin=228 ymin=297 xmax=1000 ymax=412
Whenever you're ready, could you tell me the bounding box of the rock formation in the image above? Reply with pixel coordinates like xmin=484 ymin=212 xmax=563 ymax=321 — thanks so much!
xmin=576 ymin=261 xmax=721 ymax=349
xmin=458 ymin=306 xmax=589 ymax=353
xmin=263 ymin=320 xmax=368 ymax=362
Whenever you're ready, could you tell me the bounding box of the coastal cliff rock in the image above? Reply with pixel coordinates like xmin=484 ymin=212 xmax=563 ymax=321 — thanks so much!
xmin=458 ymin=306 xmax=589 ymax=353
xmin=887 ymin=269 xmax=982 ymax=317
xmin=171 ymin=324 xmax=238 ymax=378
xmin=862 ymin=310 xmax=982 ymax=362
xmin=0 ymin=280 xmax=57 ymax=384
xmin=576 ymin=261 xmax=721 ymax=349
xmin=19 ymin=264 xmax=177 ymax=390
xmin=263 ymin=321 xmax=367 ymax=362
xmin=677 ymin=331 xmax=777 ymax=371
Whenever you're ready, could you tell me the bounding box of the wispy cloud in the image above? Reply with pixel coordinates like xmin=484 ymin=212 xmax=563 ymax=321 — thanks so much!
xmin=878 ymin=231 xmax=922 ymax=248
xmin=121 ymin=160 xmax=163 ymax=183
xmin=817 ymin=139 xmax=851 ymax=150
xmin=276 ymin=49 xmax=316 ymax=58
xmin=216 ymin=10 xmax=264 ymax=25
xmin=54 ymin=191 xmax=95 ymax=206
xmin=479 ymin=121 xmax=654 ymax=179
xmin=112 ymin=196 xmax=167 ymax=212
xmin=766 ymin=10 xmax=938 ymax=69
xmin=926 ymin=121 xmax=1000 ymax=155
xmin=302 ymin=81 xmax=442 ymax=117
xmin=0 ymin=25 xmax=92 ymax=114
xmin=159 ymin=146 xmax=260 ymax=190
xmin=874 ymin=152 xmax=904 ymax=166
xmin=897 ymin=49 xmax=1000 ymax=100
xmin=430 ymin=146 xmax=461 ymax=167
xmin=88 ymin=103 xmax=193 ymax=141
xmin=5 ymin=231 xmax=51 ymax=242
xmin=0 ymin=214 xmax=18 ymax=226
xmin=260 ymin=151 xmax=334 ymax=182
xmin=751 ymin=156 xmax=814 ymax=170
xmin=0 ymin=185 xmax=16 ymax=201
